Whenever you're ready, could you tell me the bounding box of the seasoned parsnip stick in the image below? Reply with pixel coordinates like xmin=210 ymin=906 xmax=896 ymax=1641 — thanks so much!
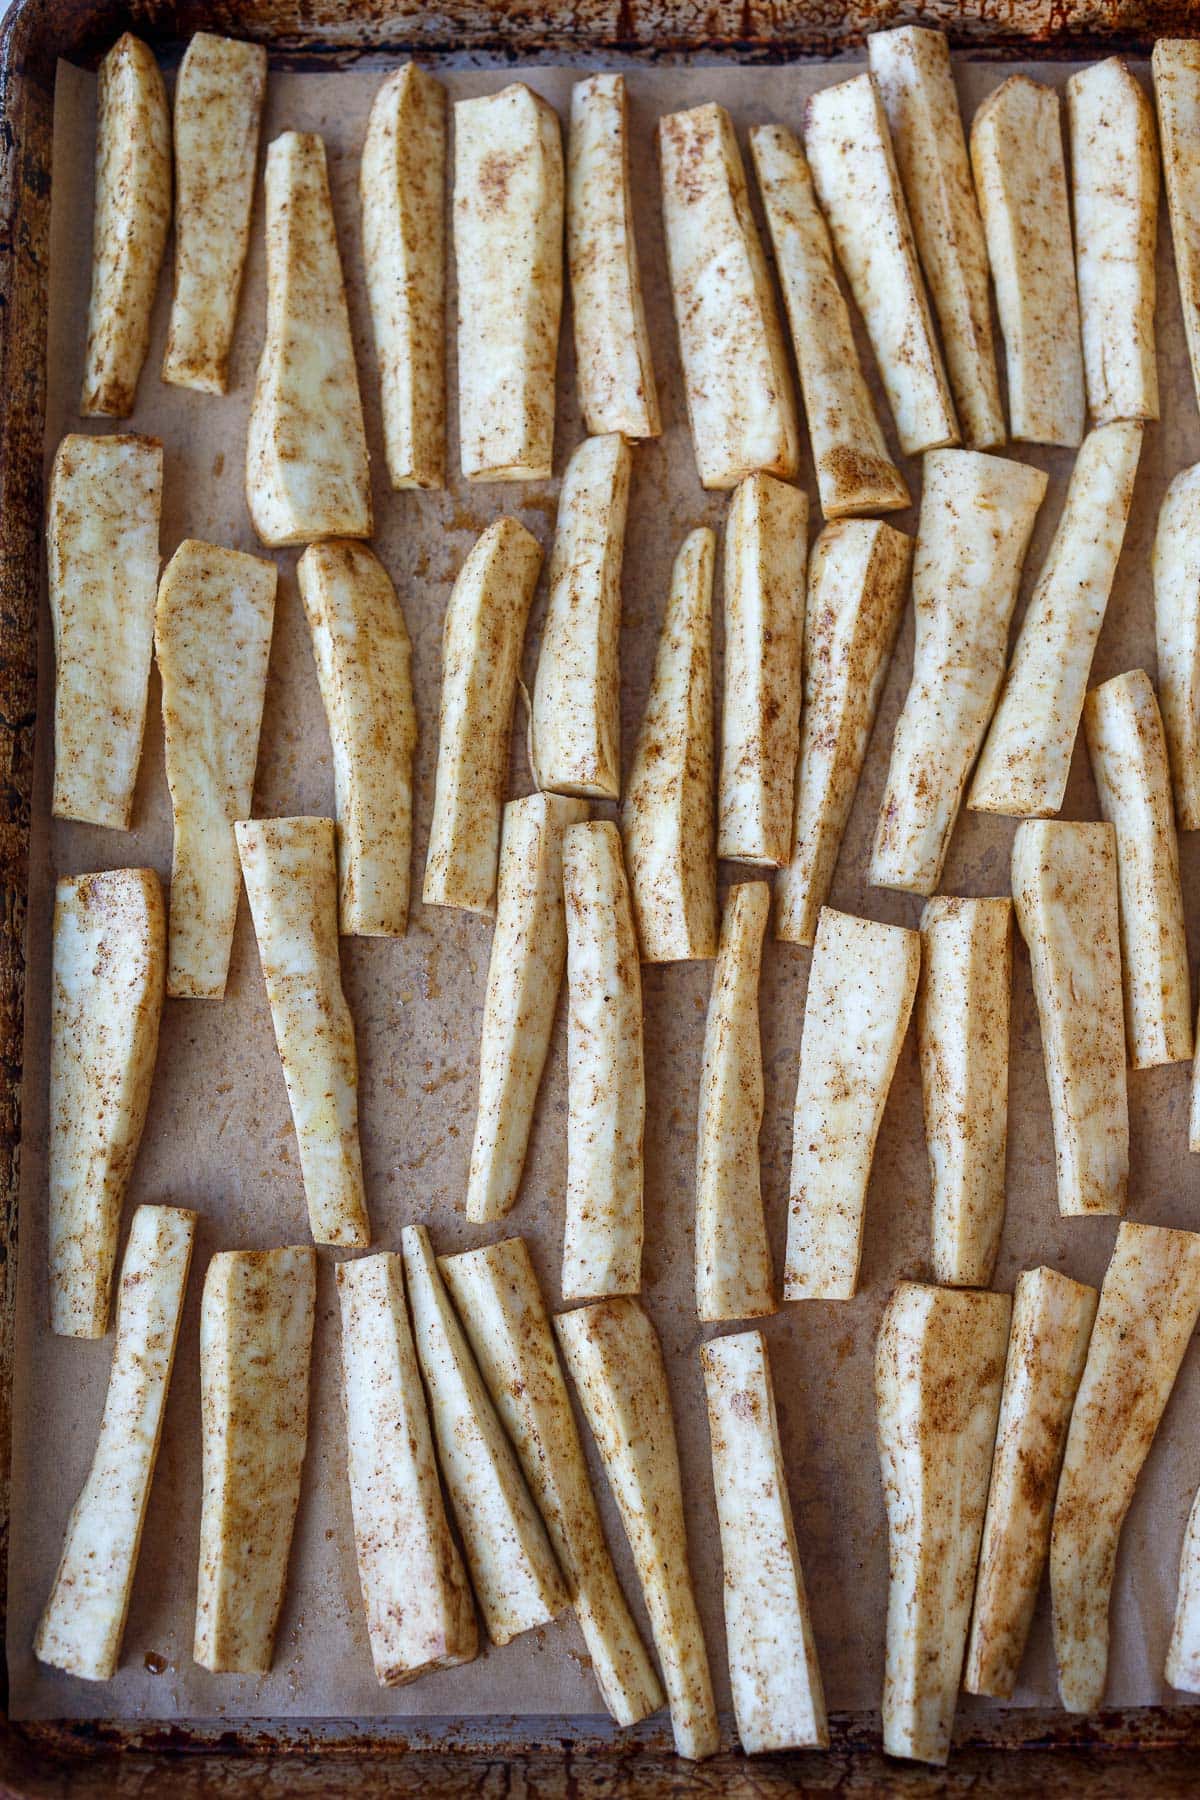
xmin=246 ymin=132 xmax=371 ymax=546
xmin=964 ymin=1267 xmax=1098 ymax=1700
xmin=439 ymin=1239 xmax=662 ymax=1726
xmin=659 ymin=103 xmax=798 ymax=489
xmin=423 ymin=518 xmax=542 ymax=916
xmin=785 ymin=907 xmax=920 ymax=1301
xmin=870 ymin=450 xmax=1046 ymax=896
xmin=235 ymin=818 xmax=369 ymax=1247
xmin=35 ymin=1206 xmax=195 ymax=1680
xmin=556 ymin=1298 xmax=719 ymax=1762
xmin=455 ymin=84 xmax=563 ymax=481
xmin=970 ymin=421 xmax=1142 ymax=818
xmin=1154 ymin=465 xmax=1200 ymax=829
xmin=1051 ymin=1222 xmax=1200 ymax=1713
xmin=805 ymin=72 xmax=957 ymax=456
xmin=568 ymin=74 xmax=660 ymax=440
xmin=466 ymin=793 xmax=588 ymax=1225
xmin=1155 ymin=43 xmax=1200 ymax=420
xmin=1167 ymin=1484 xmax=1200 ymax=1692
xmin=623 ymin=528 xmax=717 ymax=962
xmin=876 ymin=1283 xmax=1010 ymax=1766
xmin=531 ymin=433 xmax=632 ymax=800
xmin=777 ymin=519 xmax=912 ymax=946
xmin=48 ymin=433 xmax=162 ymax=830
xmin=194 ymin=1246 xmax=316 ymax=1674
xmin=49 ymin=871 xmax=164 ymax=1340
xmin=701 ymin=1330 xmax=828 ymax=1754
xmin=336 ymin=1254 xmax=477 ymax=1686
xmin=400 ymin=1225 xmax=566 ymax=1646
xmin=718 ymin=474 xmax=807 ymax=868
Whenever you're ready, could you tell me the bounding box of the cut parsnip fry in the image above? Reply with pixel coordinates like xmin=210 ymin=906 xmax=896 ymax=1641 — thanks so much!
xmin=1153 ymin=465 xmax=1200 ymax=829
xmin=567 ymin=74 xmax=660 ymax=440
xmin=156 ymin=540 xmax=276 ymax=998
xmin=918 ymin=896 xmax=1011 ymax=1289
xmin=804 ymin=72 xmax=957 ymax=457
xmin=454 ymin=83 xmax=563 ymax=481
xmin=718 ymin=474 xmax=807 ymax=868
xmin=81 ymin=34 xmax=170 ymax=417
xmin=336 ymin=1253 xmax=477 ymax=1686
xmin=235 ymin=818 xmax=369 ymax=1247
xmin=49 ymin=871 xmax=165 ymax=1340
xmin=556 ymin=1298 xmax=719 ymax=1762
xmin=246 ymin=132 xmax=371 ymax=546
xmin=423 ymin=518 xmax=542 ymax=916
xmin=531 ymin=433 xmax=632 ymax=801
xmin=35 ymin=1206 xmax=195 ymax=1680
xmin=870 ymin=450 xmax=1046 ymax=896
xmin=298 ymin=542 xmax=416 ymax=938
xmin=701 ymin=1330 xmax=828 ymax=1754
xmin=876 ymin=1283 xmax=1010 ymax=1766
xmin=48 ymin=432 xmax=162 ymax=830
xmin=1084 ymin=670 xmax=1193 ymax=1070
xmin=1051 ymin=1222 xmax=1200 ymax=1713
xmin=1011 ymin=821 xmax=1128 ymax=1216
xmin=696 ymin=883 xmax=775 ymax=1323
xmin=623 ymin=528 xmax=717 ymax=963
xmin=970 ymin=421 xmax=1142 ymax=818
xmin=659 ymin=103 xmax=799 ymax=489
xmin=784 ymin=907 xmax=920 ymax=1301
xmin=776 ymin=519 xmax=912 ymax=946
xmin=194 ymin=1246 xmax=316 ymax=1674
xmin=400 ymin=1225 xmax=566 ymax=1646
xmin=466 ymin=793 xmax=588 ymax=1225
xmin=749 ymin=123 xmax=909 ymax=519
xmin=1155 ymin=43 xmax=1200 ymax=420
xmin=868 ymin=26 xmax=1003 ymax=450
xmin=360 ymin=64 xmax=446 ymax=489
xmin=162 ymin=33 xmax=266 ymax=394
xmin=439 ymin=1238 xmax=663 ymax=1726
xmin=1167 ymin=1484 xmax=1200 ymax=1692
xmin=1066 ymin=58 xmax=1160 ymax=426
xmin=964 ymin=1267 xmax=1098 ymax=1700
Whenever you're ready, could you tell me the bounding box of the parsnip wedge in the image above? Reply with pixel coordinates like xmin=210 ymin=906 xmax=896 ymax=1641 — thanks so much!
xmin=776 ymin=519 xmax=912 ymax=946
xmin=81 ymin=34 xmax=170 ymax=417
xmin=235 ymin=818 xmax=369 ymax=1247
xmin=35 ymin=1205 xmax=195 ymax=1680
xmin=701 ymin=1329 xmax=828 ymax=1754
xmin=49 ymin=870 xmax=165 ymax=1340
xmin=246 ymin=131 xmax=372 ymax=546
xmin=1051 ymin=1221 xmax=1200 ymax=1713
xmin=336 ymin=1253 xmax=478 ymax=1686
xmin=876 ymin=1283 xmax=1010 ymax=1766
xmin=1167 ymin=1483 xmax=1200 ymax=1692
xmin=439 ymin=1238 xmax=663 ymax=1726
xmin=870 ymin=450 xmax=1046 ymax=896
xmin=400 ymin=1225 xmax=566 ymax=1646
xmin=1011 ymin=821 xmax=1128 ymax=1216
xmin=1155 ymin=43 xmax=1200 ymax=421
xmin=1153 ymin=465 xmax=1200 ymax=829
xmin=964 ymin=1267 xmax=1098 ymax=1700
xmin=784 ymin=907 xmax=920 ymax=1301
xmin=556 ymin=1298 xmax=719 ymax=1762
xmin=194 ymin=1246 xmax=316 ymax=1674
xmin=659 ymin=102 xmax=799 ymax=489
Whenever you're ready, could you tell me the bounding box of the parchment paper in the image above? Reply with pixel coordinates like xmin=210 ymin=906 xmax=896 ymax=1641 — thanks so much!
xmin=7 ymin=51 xmax=1200 ymax=1732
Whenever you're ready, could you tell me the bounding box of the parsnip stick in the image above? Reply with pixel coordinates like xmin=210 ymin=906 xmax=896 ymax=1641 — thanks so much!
xmin=35 ymin=1206 xmax=195 ymax=1680
xmin=439 ymin=1238 xmax=663 ymax=1726
xmin=659 ymin=102 xmax=798 ymax=489
xmin=701 ymin=1330 xmax=828 ymax=1754
xmin=1155 ymin=42 xmax=1200 ymax=421
xmin=870 ymin=450 xmax=1046 ymax=896
xmin=556 ymin=1298 xmax=719 ymax=1762
xmin=876 ymin=1282 xmax=1010 ymax=1766
xmin=194 ymin=1246 xmax=316 ymax=1673
xmin=777 ymin=519 xmax=912 ymax=946
xmin=235 ymin=818 xmax=369 ymax=1247
xmin=1153 ymin=464 xmax=1200 ymax=829
xmin=784 ymin=907 xmax=920 ymax=1301
xmin=1167 ymin=1483 xmax=1200 ymax=1692
xmin=49 ymin=870 xmax=165 ymax=1340
xmin=1051 ymin=1222 xmax=1200 ymax=1713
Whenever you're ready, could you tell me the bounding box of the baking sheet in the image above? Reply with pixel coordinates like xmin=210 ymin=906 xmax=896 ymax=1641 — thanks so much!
xmin=7 ymin=51 xmax=1200 ymax=1730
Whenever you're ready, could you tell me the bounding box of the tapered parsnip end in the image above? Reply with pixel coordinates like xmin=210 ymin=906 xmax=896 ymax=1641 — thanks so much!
xmin=1167 ymin=1482 xmax=1200 ymax=1693
xmin=1153 ymin=464 xmax=1200 ymax=831
xmin=1155 ymin=42 xmax=1200 ymax=423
